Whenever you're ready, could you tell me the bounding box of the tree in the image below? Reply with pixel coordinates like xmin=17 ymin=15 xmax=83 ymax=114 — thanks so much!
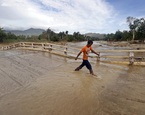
xmin=7 ymin=32 xmax=17 ymax=40
xmin=136 ymin=18 xmax=145 ymax=42
xmin=67 ymin=35 xmax=74 ymax=42
xmin=38 ymin=35 xmax=41 ymax=40
xmin=127 ymin=16 xmax=139 ymax=41
xmin=105 ymin=33 xmax=115 ymax=41
xmin=50 ymin=35 xmax=59 ymax=42
xmin=65 ymin=31 xmax=68 ymax=40
xmin=0 ymin=28 xmax=6 ymax=43
xmin=46 ymin=28 xmax=52 ymax=41
xmin=73 ymin=32 xmax=81 ymax=41
xmin=122 ymin=30 xmax=132 ymax=41
xmin=114 ymin=30 xmax=122 ymax=41
xmin=65 ymin=31 xmax=68 ymax=35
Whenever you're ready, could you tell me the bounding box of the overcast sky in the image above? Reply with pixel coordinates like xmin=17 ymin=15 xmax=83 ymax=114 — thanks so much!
xmin=0 ymin=0 xmax=145 ymax=34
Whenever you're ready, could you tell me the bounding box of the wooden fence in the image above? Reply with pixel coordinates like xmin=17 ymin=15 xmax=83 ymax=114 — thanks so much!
xmin=1 ymin=42 xmax=145 ymax=66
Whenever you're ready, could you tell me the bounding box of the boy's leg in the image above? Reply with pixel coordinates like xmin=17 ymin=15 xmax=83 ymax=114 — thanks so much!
xmin=89 ymin=69 xmax=96 ymax=76
xmin=75 ymin=61 xmax=85 ymax=71
xmin=85 ymin=60 xmax=96 ymax=76
xmin=75 ymin=66 xmax=81 ymax=71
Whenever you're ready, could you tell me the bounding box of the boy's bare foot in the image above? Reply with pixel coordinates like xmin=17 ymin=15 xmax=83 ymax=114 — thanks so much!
xmin=75 ymin=67 xmax=81 ymax=71
xmin=75 ymin=69 xmax=79 ymax=71
xmin=75 ymin=68 xmax=79 ymax=71
xmin=91 ymin=73 xmax=97 ymax=76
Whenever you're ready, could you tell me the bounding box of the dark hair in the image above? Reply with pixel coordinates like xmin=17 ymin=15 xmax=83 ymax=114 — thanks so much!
xmin=87 ymin=40 xmax=93 ymax=44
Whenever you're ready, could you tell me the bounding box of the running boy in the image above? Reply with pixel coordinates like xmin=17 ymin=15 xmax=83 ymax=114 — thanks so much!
xmin=75 ymin=40 xmax=99 ymax=76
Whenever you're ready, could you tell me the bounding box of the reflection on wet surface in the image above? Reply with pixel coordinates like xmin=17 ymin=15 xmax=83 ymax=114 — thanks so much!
xmin=0 ymin=42 xmax=145 ymax=115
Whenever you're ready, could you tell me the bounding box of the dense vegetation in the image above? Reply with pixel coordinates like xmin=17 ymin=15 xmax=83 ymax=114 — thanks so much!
xmin=0 ymin=27 xmax=97 ymax=43
xmin=105 ymin=17 xmax=145 ymax=43
xmin=0 ymin=16 xmax=145 ymax=43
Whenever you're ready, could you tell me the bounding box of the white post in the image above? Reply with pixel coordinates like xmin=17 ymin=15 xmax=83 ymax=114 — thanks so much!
xmin=23 ymin=42 xmax=25 ymax=47
xmin=19 ymin=43 xmax=23 ymax=47
xmin=48 ymin=45 xmax=52 ymax=51
xmin=129 ymin=51 xmax=134 ymax=65
xmin=42 ymin=43 xmax=44 ymax=50
xmin=13 ymin=44 xmax=16 ymax=48
xmin=31 ymin=43 xmax=34 ymax=48
xmin=64 ymin=47 xmax=67 ymax=55
xmin=97 ymin=52 xmax=100 ymax=62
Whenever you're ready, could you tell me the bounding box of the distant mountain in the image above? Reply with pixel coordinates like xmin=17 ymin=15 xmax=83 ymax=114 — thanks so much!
xmin=4 ymin=28 xmax=106 ymax=39
xmin=5 ymin=28 xmax=45 ymax=36
xmin=85 ymin=33 xmax=105 ymax=39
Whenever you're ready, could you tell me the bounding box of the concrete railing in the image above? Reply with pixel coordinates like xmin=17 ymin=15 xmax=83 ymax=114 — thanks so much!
xmin=1 ymin=43 xmax=21 ymax=50
xmin=95 ymin=49 xmax=145 ymax=65
xmin=1 ymin=42 xmax=145 ymax=66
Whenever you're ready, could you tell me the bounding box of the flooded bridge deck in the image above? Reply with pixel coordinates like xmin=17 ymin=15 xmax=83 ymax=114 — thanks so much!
xmin=0 ymin=49 xmax=145 ymax=115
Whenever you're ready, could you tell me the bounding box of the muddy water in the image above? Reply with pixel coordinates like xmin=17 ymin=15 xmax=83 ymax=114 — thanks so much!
xmin=0 ymin=42 xmax=145 ymax=115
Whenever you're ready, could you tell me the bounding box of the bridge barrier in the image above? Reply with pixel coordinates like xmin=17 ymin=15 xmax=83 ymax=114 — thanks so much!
xmin=1 ymin=42 xmax=145 ymax=66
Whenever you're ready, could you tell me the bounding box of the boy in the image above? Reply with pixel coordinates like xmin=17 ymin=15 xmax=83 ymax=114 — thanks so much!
xmin=75 ymin=40 xmax=99 ymax=76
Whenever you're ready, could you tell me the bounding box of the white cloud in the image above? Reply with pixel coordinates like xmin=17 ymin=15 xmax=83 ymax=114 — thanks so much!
xmin=0 ymin=0 xmax=123 ymax=34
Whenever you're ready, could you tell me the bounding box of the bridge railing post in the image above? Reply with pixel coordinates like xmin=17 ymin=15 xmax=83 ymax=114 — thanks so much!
xmin=31 ymin=43 xmax=34 ymax=48
xmin=48 ymin=44 xmax=52 ymax=51
xmin=64 ymin=47 xmax=67 ymax=55
xmin=129 ymin=51 xmax=134 ymax=65
xmin=42 ymin=43 xmax=45 ymax=50
xmin=97 ymin=52 xmax=100 ymax=62
xmin=22 ymin=42 xmax=25 ymax=47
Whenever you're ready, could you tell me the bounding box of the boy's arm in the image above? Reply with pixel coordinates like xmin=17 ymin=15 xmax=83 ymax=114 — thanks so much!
xmin=91 ymin=49 xmax=99 ymax=56
xmin=75 ymin=51 xmax=82 ymax=60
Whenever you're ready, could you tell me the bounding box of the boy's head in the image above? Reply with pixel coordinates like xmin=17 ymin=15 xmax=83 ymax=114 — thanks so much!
xmin=87 ymin=40 xmax=93 ymax=47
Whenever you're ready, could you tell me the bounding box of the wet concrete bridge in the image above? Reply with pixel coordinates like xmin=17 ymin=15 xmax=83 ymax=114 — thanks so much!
xmin=0 ymin=42 xmax=145 ymax=115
